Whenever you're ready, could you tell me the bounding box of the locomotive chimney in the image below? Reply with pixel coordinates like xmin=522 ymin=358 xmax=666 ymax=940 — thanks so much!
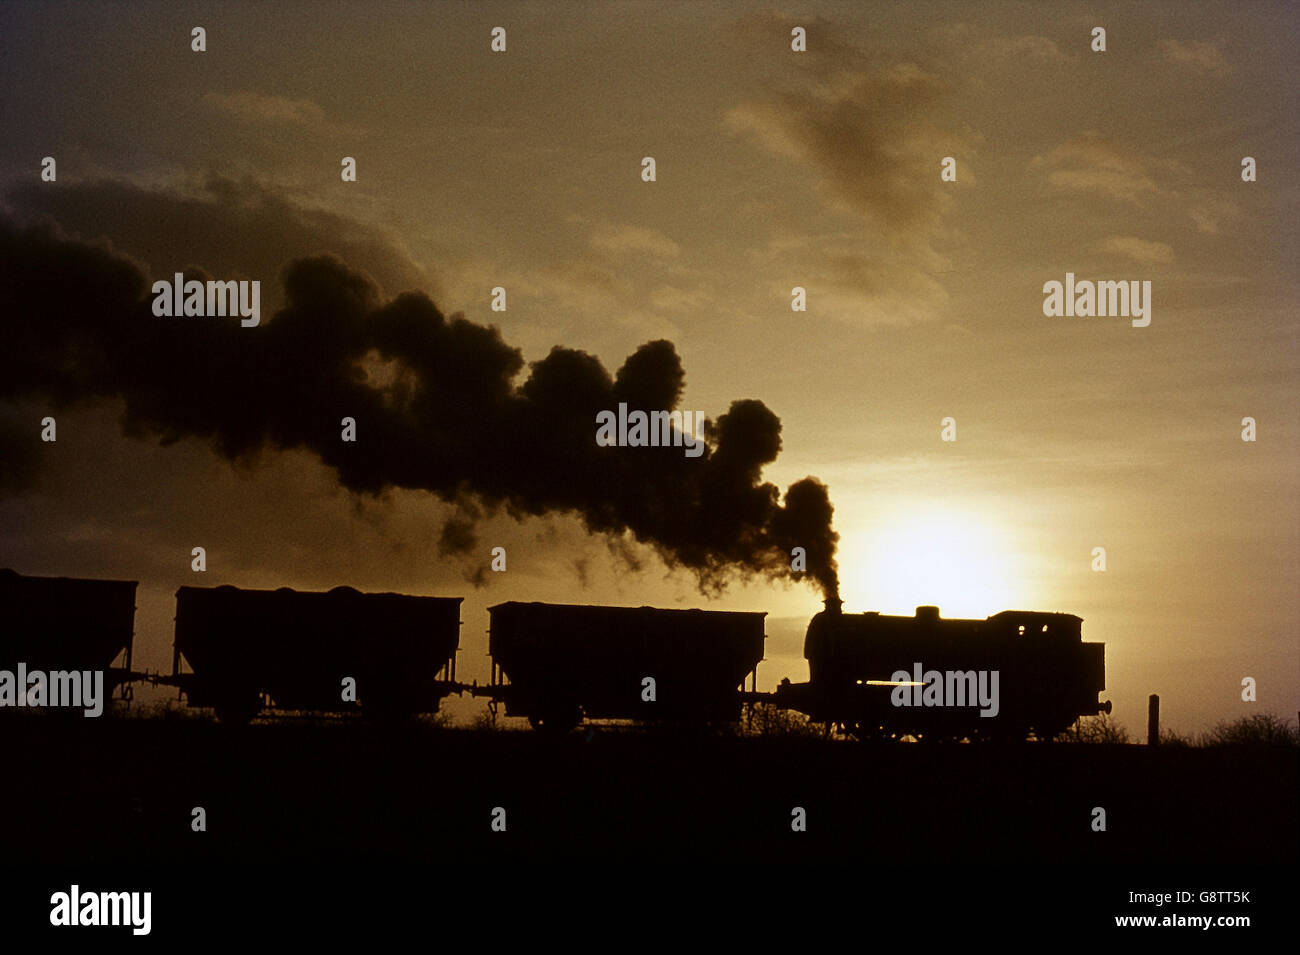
xmin=823 ymin=597 xmax=844 ymax=615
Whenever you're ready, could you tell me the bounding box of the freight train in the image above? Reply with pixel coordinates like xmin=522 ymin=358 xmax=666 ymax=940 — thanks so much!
xmin=0 ymin=569 xmax=1111 ymax=740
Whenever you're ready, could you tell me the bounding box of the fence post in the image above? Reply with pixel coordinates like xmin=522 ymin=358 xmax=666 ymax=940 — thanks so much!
xmin=1147 ymin=694 xmax=1160 ymax=746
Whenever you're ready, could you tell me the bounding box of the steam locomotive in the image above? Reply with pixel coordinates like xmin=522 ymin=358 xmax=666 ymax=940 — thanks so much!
xmin=0 ymin=569 xmax=1110 ymax=740
xmin=775 ymin=598 xmax=1110 ymax=740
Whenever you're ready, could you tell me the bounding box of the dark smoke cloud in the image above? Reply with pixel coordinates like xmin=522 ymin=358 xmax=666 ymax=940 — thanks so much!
xmin=0 ymin=215 xmax=839 ymax=598
xmin=0 ymin=404 xmax=41 ymax=492
xmin=0 ymin=176 xmax=438 ymax=312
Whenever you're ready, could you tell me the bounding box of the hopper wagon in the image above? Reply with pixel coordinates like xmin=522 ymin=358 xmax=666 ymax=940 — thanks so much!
xmin=0 ymin=568 xmax=138 ymax=706
xmin=486 ymin=601 xmax=766 ymax=731
xmin=172 ymin=584 xmax=463 ymax=724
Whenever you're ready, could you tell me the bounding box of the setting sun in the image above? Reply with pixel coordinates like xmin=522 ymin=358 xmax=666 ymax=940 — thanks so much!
xmin=840 ymin=504 xmax=1037 ymax=619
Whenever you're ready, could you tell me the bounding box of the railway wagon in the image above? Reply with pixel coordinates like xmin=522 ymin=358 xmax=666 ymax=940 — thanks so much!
xmin=777 ymin=600 xmax=1109 ymax=740
xmin=174 ymin=584 xmax=463 ymax=724
xmin=0 ymin=569 xmax=138 ymax=702
xmin=487 ymin=601 xmax=767 ymax=731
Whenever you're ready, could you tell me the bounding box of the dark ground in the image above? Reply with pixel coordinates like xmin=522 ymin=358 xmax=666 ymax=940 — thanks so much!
xmin=2 ymin=715 xmax=1294 ymax=864
xmin=2 ymin=715 xmax=1294 ymax=940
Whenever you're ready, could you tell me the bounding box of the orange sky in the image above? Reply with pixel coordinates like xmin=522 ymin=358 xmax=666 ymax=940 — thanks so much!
xmin=1 ymin=1 xmax=1296 ymax=733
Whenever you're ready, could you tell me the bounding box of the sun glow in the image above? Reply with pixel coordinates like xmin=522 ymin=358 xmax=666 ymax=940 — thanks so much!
xmin=839 ymin=504 xmax=1037 ymax=619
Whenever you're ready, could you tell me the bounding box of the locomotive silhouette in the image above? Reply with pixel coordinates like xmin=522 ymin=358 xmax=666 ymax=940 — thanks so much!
xmin=0 ymin=569 xmax=1111 ymax=739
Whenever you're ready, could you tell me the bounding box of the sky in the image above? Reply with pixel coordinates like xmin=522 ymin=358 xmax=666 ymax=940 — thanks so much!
xmin=0 ymin=0 xmax=1296 ymax=733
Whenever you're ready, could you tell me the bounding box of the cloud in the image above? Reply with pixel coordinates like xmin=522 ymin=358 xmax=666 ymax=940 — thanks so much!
xmin=1097 ymin=236 xmax=1175 ymax=265
xmin=1030 ymin=134 xmax=1244 ymax=240
xmin=725 ymin=63 xmax=954 ymax=235
xmin=977 ymin=33 xmax=1069 ymax=63
xmin=439 ymin=220 xmax=703 ymax=345
xmin=1158 ymin=39 xmax=1231 ymax=75
xmin=204 ymin=91 xmax=363 ymax=136
xmin=512 ymin=255 xmax=686 ymax=342
xmin=1187 ymin=197 xmax=1240 ymax=235
xmin=1028 ymin=133 xmax=1161 ymax=205
xmin=928 ymin=22 xmax=1071 ymax=65
xmin=741 ymin=226 xmax=950 ymax=329
xmin=724 ymin=18 xmax=973 ymax=327
xmin=731 ymin=11 xmax=873 ymax=68
xmin=589 ymin=224 xmax=681 ymax=259
xmin=648 ymin=285 xmax=709 ymax=313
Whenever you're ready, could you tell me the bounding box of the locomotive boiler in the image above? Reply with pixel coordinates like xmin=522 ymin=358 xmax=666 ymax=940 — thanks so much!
xmin=774 ymin=599 xmax=1111 ymax=740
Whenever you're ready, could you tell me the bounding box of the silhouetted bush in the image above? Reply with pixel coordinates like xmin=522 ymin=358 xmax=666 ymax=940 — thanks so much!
xmin=740 ymin=703 xmax=828 ymax=739
xmin=122 ymin=700 xmax=213 ymax=722
xmin=1201 ymin=713 xmax=1298 ymax=748
xmin=414 ymin=709 xmax=454 ymax=730
xmin=1056 ymin=713 xmax=1130 ymax=743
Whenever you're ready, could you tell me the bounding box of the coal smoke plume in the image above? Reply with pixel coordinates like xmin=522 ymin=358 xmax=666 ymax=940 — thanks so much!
xmin=0 ymin=216 xmax=839 ymax=597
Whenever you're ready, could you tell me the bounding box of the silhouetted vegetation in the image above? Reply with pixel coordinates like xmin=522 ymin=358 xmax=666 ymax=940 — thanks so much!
xmin=119 ymin=700 xmax=213 ymax=722
xmin=415 ymin=710 xmax=454 ymax=730
xmin=1054 ymin=712 xmax=1298 ymax=747
xmin=79 ymin=702 xmax=1300 ymax=749
xmin=1201 ymin=713 xmax=1298 ymax=748
xmin=739 ymin=703 xmax=829 ymax=739
xmin=1055 ymin=713 xmax=1131 ymax=743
